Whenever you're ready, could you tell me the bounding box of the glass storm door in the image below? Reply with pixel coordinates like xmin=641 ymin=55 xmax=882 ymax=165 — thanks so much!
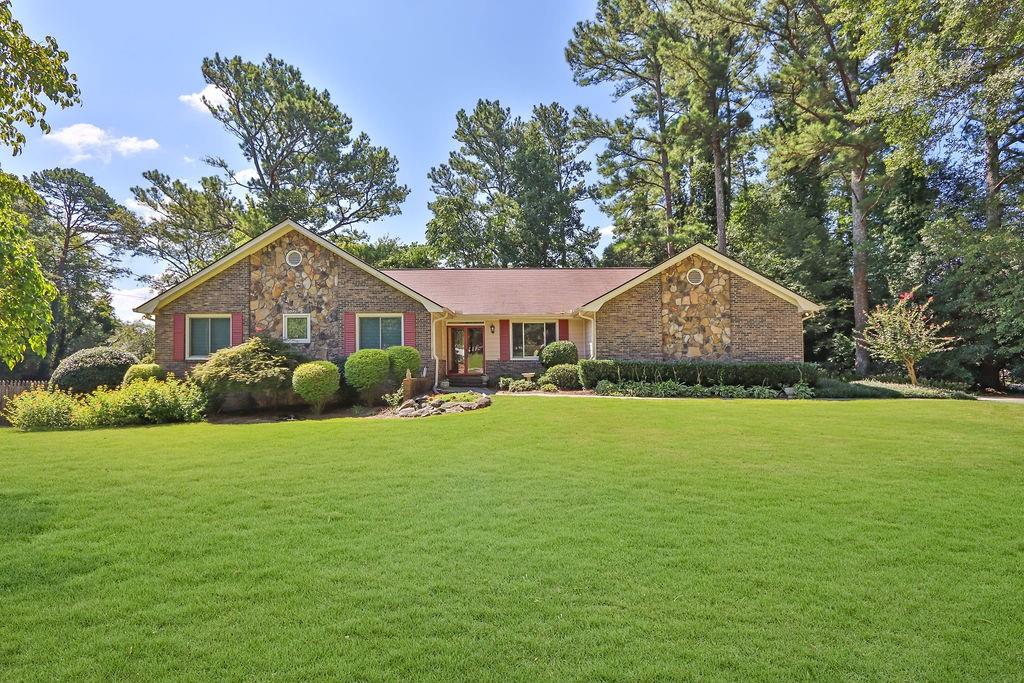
xmin=449 ymin=326 xmax=485 ymax=375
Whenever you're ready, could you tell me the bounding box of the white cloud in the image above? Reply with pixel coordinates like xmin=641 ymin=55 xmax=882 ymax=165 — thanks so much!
xmin=599 ymin=225 xmax=615 ymax=237
xmin=110 ymin=286 xmax=155 ymax=322
xmin=234 ymin=167 xmax=258 ymax=183
xmin=124 ymin=197 xmax=161 ymax=223
xmin=178 ymin=84 xmax=228 ymax=114
xmin=45 ymin=123 xmax=159 ymax=162
xmin=183 ymin=155 xmax=195 ymax=163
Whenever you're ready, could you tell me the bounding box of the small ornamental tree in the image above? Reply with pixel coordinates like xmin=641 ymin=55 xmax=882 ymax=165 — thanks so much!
xmin=861 ymin=292 xmax=956 ymax=385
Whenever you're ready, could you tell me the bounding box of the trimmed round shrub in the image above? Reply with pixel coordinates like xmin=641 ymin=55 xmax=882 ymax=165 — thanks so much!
xmin=49 ymin=347 xmax=139 ymax=394
xmin=539 ymin=340 xmax=578 ymax=368
xmin=343 ymin=349 xmax=392 ymax=404
xmin=3 ymin=388 xmax=79 ymax=431
xmin=386 ymin=345 xmax=421 ymax=379
xmin=540 ymin=383 xmax=558 ymax=393
xmin=543 ymin=363 xmax=581 ymax=390
xmin=123 ymin=363 xmax=167 ymax=385
xmin=292 ymin=361 xmax=341 ymax=415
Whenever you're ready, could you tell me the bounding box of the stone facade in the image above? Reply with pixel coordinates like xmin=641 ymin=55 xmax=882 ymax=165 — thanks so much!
xmin=155 ymin=230 xmax=435 ymax=382
xmin=660 ymin=254 xmax=731 ymax=360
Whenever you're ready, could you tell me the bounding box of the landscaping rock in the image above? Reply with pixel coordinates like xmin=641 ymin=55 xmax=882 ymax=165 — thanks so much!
xmin=399 ymin=399 xmax=417 ymax=410
xmin=397 ymin=408 xmax=416 ymax=417
xmin=446 ymin=405 xmax=465 ymax=414
xmin=429 ymin=398 xmax=444 ymax=408
xmin=475 ymin=395 xmax=492 ymax=407
xmin=783 ymin=386 xmax=796 ymax=398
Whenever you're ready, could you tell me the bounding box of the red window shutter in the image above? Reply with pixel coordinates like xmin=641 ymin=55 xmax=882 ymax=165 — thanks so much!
xmin=231 ymin=312 xmax=244 ymax=346
xmin=403 ymin=312 xmax=416 ymax=347
xmin=172 ymin=313 xmax=185 ymax=361
xmin=344 ymin=311 xmax=356 ymax=354
xmin=499 ymin=320 xmax=510 ymax=361
xmin=558 ymin=319 xmax=569 ymax=341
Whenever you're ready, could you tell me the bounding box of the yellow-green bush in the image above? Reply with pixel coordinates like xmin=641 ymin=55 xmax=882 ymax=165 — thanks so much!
xmin=292 ymin=361 xmax=341 ymax=415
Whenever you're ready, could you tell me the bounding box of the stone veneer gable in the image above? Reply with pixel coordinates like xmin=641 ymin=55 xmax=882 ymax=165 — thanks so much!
xmin=595 ymin=252 xmax=804 ymax=363
xmin=249 ymin=232 xmax=433 ymax=379
xmin=154 ymin=230 xmax=434 ymax=381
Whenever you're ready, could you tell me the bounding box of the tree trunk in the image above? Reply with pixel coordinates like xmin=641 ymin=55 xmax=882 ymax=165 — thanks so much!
xmin=984 ymin=130 xmax=1002 ymax=232
xmin=711 ymin=135 xmax=727 ymax=253
xmin=654 ymin=66 xmax=675 ymax=257
xmin=905 ymin=359 xmax=917 ymax=386
xmin=850 ymin=172 xmax=870 ymax=376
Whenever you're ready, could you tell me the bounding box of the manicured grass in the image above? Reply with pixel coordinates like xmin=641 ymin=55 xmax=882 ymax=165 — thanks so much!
xmin=2 ymin=397 xmax=1023 ymax=680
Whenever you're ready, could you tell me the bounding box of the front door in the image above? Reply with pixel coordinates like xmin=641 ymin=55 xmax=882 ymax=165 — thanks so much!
xmin=449 ymin=326 xmax=485 ymax=375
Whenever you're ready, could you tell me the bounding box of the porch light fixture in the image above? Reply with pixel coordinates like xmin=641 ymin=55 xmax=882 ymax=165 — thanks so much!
xmin=489 ymin=324 xmax=495 ymax=333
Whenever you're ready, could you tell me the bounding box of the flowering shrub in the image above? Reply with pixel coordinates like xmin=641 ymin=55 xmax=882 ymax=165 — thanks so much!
xmin=861 ymin=291 xmax=956 ymax=385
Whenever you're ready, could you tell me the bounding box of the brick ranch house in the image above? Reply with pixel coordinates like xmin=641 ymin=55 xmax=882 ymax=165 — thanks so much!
xmin=135 ymin=220 xmax=822 ymax=386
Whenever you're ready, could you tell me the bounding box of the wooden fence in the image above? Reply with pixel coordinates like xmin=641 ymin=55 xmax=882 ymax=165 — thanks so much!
xmin=0 ymin=380 xmax=46 ymax=419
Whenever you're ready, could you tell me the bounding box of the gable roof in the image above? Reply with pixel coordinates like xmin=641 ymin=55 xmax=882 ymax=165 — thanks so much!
xmin=133 ymin=220 xmax=444 ymax=314
xmin=382 ymin=267 xmax=646 ymax=316
xmin=134 ymin=222 xmax=821 ymax=318
xmin=577 ymin=243 xmax=823 ymax=315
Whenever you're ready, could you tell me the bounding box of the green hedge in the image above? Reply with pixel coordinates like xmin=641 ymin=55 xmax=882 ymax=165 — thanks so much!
xmin=123 ymin=363 xmax=167 ymax=385
xmin=540 ymin=363 xmax=581 ymax=390
xmin=594 ymin=380 xmax=785 ymax=399
xmin=50 ymin=347 xmax=139 ymax=394
xmin=540 ymin=341 xmax=578 ymax=368
xmin=343 ymin=349 xmax=391 ymax=404
xmin=386 ymin=345 xmax=421 ymax=379
xmin=578 ymin=359 xmax=819 ymax=389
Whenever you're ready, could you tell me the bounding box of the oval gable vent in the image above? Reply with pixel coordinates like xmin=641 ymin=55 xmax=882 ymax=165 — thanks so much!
xmin=285 ymin=250 xmax=303 ymax=267
xmin=686 ymin=267 xmax=704 ymax=286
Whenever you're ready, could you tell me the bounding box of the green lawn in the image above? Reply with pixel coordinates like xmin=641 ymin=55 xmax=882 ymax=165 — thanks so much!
xmin=2 ymin=397 xmax=1023 ymax=680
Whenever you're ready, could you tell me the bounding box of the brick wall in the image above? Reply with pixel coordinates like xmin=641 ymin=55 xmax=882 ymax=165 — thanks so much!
xmin=595 ymin=276 xmax=663 ymax=360
xmin=593 ymin=263 xmax=804 ymax=363
xmin=154 ymin=230 xmax=434 ymax=382
xmin=730 ymin=277 xmax=804 ymax=362
xmin=155 ymin=260 xmax=250 ymax=376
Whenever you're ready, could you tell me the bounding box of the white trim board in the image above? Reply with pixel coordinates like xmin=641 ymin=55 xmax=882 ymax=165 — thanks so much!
xmin=576 ymin=243 xmax=822 ymax=315
xmin=134 ymin=220 xmax=444 ymax=315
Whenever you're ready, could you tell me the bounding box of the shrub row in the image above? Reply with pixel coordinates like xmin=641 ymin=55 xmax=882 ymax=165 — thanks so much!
xmin=4 ymin=378 xmax=206 ymax=431
xmin=578 ymin=359 xmax=819 ymax=389
xmin=594 ymin=380 xmax=791 ymax=399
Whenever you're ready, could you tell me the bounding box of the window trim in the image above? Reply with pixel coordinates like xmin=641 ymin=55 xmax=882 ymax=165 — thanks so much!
xmin=185 ymin=313 xmax=232 ymax=360
xmin=509 ymin=320 xmax=558 ymax=360
xmin=282 ymin=313 xmax=311 ymax=344
xmin=355 ymin=313 xmax=405 ymax=350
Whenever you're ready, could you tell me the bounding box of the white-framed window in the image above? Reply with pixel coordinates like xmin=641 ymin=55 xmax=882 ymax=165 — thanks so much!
xmin=511 ymin=321 xmax=557 ymax=359
xmin=282 ymin=313 xmax=311 ymax=343
xmin=357 ymin=314 xmax=404 ymax=350
xmin=186 ymin=314 xmax=232 ymax=360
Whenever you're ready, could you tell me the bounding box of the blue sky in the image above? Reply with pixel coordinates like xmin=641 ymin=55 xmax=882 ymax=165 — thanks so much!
xmin=5 ymin=0 xmax=625 ymax=319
